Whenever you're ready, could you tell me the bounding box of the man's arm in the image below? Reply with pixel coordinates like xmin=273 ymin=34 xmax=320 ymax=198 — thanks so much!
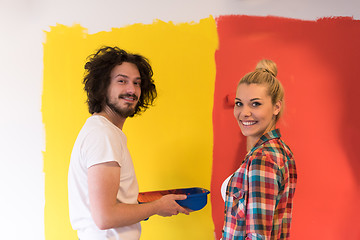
xmin=88 ymin=161 xmax=189 ymax=230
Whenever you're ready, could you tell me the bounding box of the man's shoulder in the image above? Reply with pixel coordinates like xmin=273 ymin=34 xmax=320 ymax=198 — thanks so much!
xmin=79 ymin=116 xmax=123 ymax=140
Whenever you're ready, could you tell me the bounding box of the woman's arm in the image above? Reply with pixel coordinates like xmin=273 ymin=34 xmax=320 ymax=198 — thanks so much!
xmin=246 ymin=154 xmax=281 ymax=239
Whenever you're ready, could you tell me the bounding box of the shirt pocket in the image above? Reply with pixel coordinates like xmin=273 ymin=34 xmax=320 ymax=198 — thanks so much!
xmin=230 ymin=187 xmax=246 ymax=219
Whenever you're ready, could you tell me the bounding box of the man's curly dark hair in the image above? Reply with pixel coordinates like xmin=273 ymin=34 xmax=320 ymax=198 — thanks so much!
xmin=83 ymin=46 xmax=157 ymax=117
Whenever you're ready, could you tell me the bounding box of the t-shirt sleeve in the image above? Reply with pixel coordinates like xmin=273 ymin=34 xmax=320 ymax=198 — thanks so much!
xmin=81 ymin=127 xmax=124 ymax=169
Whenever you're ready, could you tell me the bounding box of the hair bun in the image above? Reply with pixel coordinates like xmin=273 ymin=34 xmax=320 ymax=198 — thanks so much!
xmin=256 ymin=59 xmax=278 ymax=77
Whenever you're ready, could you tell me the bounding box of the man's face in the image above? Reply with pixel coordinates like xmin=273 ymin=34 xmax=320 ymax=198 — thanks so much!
xmin=106 ymin=62 xmax=142 ymax=118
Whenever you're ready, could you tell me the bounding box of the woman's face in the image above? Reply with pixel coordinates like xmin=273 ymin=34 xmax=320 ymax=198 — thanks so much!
xmin=234 ymin=83 xmax=281 ymax=142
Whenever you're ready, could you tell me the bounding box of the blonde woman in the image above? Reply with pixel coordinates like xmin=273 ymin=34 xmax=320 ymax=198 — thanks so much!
xmin=221 ymin=60 xmax=297 ymax=239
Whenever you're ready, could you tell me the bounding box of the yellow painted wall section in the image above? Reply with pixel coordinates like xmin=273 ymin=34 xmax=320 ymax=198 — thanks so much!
xmin=42 ymin=17 xmax=218 ymax=239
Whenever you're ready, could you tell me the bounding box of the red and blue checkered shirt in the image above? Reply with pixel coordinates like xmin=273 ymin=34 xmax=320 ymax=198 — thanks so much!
xmin=222 ymin=129 xmax=297 ymax=240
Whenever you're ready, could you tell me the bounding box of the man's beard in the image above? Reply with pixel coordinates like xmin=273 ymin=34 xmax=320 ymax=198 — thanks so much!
xmin=106 ymin=94 xmax=138 ymax=118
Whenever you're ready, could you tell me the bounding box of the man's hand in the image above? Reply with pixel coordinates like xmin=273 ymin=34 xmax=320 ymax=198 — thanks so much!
xmin=154 ymin=194 xmax=190 ymax=217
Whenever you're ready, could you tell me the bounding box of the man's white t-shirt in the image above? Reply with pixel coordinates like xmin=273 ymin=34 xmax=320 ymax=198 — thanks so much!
xmin=68 ymin=115 xmax=141 ymax=240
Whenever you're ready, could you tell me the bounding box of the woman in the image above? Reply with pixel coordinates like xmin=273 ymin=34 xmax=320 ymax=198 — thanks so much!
xmin=221 ymin=60 xmax=297 ymax=239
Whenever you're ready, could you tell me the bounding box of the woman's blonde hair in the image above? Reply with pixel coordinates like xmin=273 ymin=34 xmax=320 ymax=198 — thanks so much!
xmin=238 ymin=59 xmax=285 ymax=122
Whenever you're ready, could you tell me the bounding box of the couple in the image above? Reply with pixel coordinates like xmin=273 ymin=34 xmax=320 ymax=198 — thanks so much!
xmin=68 ymin=46 xmax=297 ymax=240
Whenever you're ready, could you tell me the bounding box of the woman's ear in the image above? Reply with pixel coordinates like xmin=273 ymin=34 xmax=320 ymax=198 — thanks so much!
xmin=273 ymin=100 xmax=282 ymax=116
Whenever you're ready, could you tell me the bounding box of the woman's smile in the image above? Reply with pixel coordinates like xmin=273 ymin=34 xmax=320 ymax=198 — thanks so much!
xmin=234 ymin=83 xmax=281 ymax=149
xmin=241 ymin=120 xmax=257 ymax=126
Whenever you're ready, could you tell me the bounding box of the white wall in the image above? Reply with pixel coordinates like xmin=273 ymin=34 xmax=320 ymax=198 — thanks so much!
xmin=0 ymin=0 xmax=358 ymax=239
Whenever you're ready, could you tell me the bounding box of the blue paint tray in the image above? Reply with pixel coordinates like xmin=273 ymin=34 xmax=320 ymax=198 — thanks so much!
xmin=138 ymin=187 xmax=210 ymax=211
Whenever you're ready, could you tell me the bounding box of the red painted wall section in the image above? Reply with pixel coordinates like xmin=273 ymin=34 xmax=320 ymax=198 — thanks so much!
xmin=211 ymin=15 xmax=360 ymax=240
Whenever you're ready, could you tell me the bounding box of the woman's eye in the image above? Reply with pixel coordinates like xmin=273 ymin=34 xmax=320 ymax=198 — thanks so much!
xmin=252 ymin=102 xmax=261 ymax=107
xmin=235 ymin=101 xmax=243 ymax=107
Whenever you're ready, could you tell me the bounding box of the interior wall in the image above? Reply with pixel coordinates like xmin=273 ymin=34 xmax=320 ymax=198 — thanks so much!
xmin=42 ymin=19 xmax=217 ymax=239
xmin=0 ymin=0 xmax=359 ymax=239
xmin=212 ymin=15 xmax=360 ymax=239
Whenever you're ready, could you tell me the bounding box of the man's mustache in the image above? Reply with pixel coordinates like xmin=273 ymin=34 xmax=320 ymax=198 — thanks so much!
xmin=118 ymin=94 xmax=138 ymax=101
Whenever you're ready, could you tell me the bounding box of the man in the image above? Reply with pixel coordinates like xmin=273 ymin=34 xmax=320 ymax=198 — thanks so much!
xmin=68 ymin=46 xmax=189 ymax=240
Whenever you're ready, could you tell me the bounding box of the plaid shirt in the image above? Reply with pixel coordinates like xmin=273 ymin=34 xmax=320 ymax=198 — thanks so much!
xmin=222 ymin=129 xmax=297 ymax=240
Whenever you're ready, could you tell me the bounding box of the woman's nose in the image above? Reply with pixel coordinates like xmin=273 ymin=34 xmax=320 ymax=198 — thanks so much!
xmin=241 ymin=106 xmax=251 ymax=117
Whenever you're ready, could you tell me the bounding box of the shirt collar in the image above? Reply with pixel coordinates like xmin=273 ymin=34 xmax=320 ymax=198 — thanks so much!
xmin=248 ymin=129 xmax=281 ymax=155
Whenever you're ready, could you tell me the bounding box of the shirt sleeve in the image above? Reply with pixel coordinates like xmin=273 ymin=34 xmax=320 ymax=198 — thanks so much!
xmin=82 ymin=127 xmax=124 ymax=168
xmin=246 ymin=153 xmax=282 ymax=239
